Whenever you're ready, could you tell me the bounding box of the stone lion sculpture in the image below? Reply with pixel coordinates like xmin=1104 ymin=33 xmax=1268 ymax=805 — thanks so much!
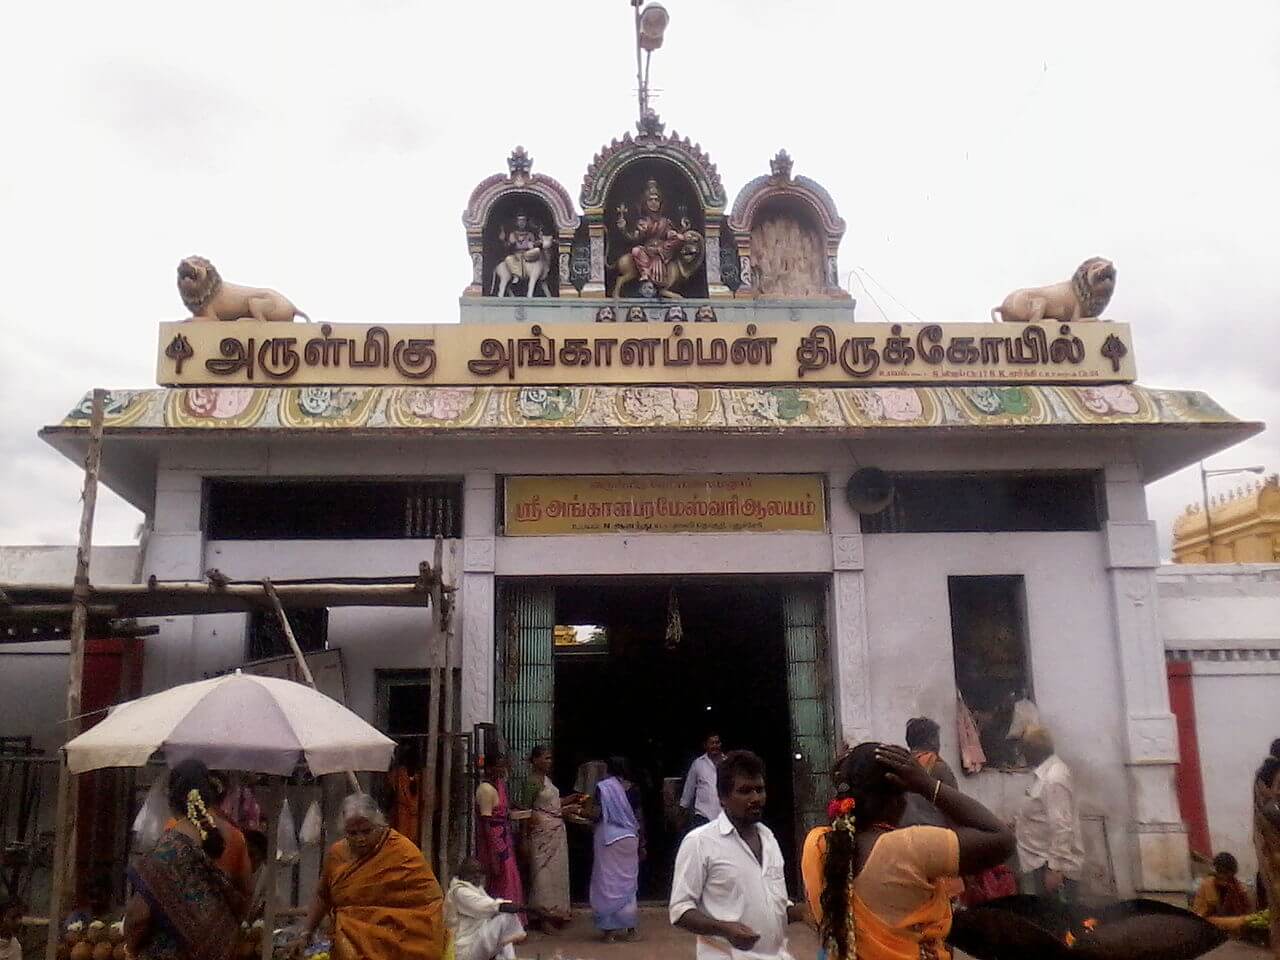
xmin=177 ymin=256 xmax=311 ymax=322
xmin=991 ymin=257 xmax=1116 ymax=323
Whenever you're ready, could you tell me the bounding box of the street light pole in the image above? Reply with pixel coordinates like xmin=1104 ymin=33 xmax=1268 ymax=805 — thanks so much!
xmin=1199 ymin=462 xmax=1214 ymax=560
xmin=631 ymin=1 xmax=669 ymax=123
xmin=632 ymin=0 xmax=645 ymax=121
xmin=1197 ymin=462 xmax=1266 ymax=561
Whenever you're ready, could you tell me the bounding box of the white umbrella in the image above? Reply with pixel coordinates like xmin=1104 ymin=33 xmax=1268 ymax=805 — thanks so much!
xmin=65 ymin=671 xmax=395 ymax=776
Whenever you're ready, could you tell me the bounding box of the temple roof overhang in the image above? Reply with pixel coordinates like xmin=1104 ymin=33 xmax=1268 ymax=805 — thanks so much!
xmin=39 ymin=384 xmax=1261 ymax=512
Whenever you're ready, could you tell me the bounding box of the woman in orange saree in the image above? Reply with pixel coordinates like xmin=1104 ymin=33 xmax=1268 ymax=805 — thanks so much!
xmin=299 ymin=794 xmax=444 ymax=960
xmin=802 ymin=743 xmax=1013 ymax=960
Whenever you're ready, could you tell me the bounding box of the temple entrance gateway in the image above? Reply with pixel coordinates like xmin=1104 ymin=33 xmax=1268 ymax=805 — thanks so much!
xmin=495 ymin=577 xmax=833 ymax=900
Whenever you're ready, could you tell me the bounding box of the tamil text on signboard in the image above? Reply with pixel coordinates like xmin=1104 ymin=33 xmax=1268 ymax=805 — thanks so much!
xmin=503 ymin=474 xmax=828 ymax=535
xmin=157 ymin=320 xmax=1136 ymax=387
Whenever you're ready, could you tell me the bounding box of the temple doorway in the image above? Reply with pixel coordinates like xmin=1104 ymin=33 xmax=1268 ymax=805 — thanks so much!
xmin=495 ymin=576 xmax=833 ymax=900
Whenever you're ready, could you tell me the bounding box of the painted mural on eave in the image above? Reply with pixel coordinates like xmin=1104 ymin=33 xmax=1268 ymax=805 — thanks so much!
xmin=57 ymin=384 xmax=1237 ymax=433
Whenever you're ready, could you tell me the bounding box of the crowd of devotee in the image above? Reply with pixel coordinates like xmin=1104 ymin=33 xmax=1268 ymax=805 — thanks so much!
xmin=8 ymin=727 xmax=1276 ymax=960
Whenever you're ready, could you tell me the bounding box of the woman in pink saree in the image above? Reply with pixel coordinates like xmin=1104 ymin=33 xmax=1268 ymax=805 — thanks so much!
xmin=475 ymin=756 xmax=524 ymax=909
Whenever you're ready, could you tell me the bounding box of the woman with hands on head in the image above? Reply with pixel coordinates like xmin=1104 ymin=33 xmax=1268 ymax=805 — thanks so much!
xmin=802 ymin=743 xmax=1014 ymax=960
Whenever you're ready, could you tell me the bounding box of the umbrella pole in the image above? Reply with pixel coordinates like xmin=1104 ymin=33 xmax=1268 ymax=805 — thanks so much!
xmin=263 ymin=580 xmax=361 ymax=794
xmin=45 ymin=389 xmax=105 ymax=960
xmin=260 ymin=779 xmax=280 ymax=960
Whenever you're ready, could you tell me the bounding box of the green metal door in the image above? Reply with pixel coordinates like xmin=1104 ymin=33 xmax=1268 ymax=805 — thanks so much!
xmin=496 ymin=582 xmax=555 ymax=781
xmin=784 ymin=586 xmax=835 ymax=840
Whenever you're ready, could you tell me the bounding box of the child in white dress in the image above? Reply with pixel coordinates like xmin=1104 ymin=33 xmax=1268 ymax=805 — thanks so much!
xmin=445 ymin=859 xmax=527 ymax=960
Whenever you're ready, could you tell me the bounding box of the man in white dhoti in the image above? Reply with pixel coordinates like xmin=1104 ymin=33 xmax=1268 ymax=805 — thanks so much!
xmin=445 ymin=859 xmax=527 ymax=960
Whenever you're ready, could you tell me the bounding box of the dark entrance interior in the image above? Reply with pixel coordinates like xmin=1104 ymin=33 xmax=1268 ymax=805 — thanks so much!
xmin=551 ymin=579 xmax=795 ymax=901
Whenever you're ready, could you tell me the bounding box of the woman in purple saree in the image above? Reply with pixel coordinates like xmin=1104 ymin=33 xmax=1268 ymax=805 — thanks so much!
xmin=589 ymin=757 xmax=643 ymax=942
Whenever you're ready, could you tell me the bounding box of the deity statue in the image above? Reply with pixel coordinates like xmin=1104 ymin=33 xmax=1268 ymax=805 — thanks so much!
xmin=492 ymin=211 xmax=555 ymax=297
xmin=612 ymin=179 xmax=704 ymax=298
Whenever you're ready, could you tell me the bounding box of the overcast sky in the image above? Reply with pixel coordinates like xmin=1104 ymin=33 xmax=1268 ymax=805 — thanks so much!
xmin=1 ymin=0 xmax=1276 ymax=556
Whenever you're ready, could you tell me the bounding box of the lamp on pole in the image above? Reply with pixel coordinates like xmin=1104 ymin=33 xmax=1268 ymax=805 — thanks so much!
xmin=631 ymin=1 xmax=669 ymax=122
xmin=1198 ymin=462 xmax=1265 ymax=560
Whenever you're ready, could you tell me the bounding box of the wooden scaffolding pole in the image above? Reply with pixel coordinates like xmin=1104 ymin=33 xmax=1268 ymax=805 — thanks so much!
xmin=45 ymin=389 xmax=105 ymax=960
xmin=263 ymin=579 xmax=361 ymax=795
xmin=419 ymin=539 xmax=447 ymax=867
xmin=420 ymin=665 xmax=442 ymax=861
xmin=437 ymin=664 xmax=457 ymax=884
xmin=258 ymin=780 xmax=281 ymax=960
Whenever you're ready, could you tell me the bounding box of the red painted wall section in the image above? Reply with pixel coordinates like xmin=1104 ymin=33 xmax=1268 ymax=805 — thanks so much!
xmin=75 ymin=637 xmax=145 ymax=907
xmin=1167 ymin=661 xmax=1212 ymax=857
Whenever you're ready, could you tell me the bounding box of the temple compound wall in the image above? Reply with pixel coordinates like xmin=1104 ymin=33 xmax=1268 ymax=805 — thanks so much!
xmin=1160 ymin=563 xmax=1280 ymax=880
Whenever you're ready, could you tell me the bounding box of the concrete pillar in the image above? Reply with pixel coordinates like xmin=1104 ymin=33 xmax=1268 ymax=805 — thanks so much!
xmin=828 ymin=471 xmax=873 ymax=745
xmin=141 ymin=469 xmax=205 ymax=693
xmin=1103 ymin=461 xmax=1190 ymax=893
xmin=464 ymin=234 xmax=484 ymax=297
xmin=705 ymin=222 xmax=730 ymax=299
xmin=735 ymin=235 xmax=754 ymax=297
xmin=582 ymin=222 xmax=606 ymax=299
xmin=460 ymin=472 xmax=497 ymax=729
xmin=556 ymin=231 xmax=579 ymax=298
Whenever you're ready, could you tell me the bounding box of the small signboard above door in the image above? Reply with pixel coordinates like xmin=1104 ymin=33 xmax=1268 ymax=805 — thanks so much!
xmin=503 ymin=474 xmax=827 ymax=535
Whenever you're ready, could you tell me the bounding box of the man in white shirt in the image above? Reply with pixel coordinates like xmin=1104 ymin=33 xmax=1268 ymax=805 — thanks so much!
xmin=1015 ymin=726 xmax=1085 ymax=901
xmin=670 ymin=750 xmax=805 ymax=959
xmin=680 ymin=733 xmax=724 ymax=831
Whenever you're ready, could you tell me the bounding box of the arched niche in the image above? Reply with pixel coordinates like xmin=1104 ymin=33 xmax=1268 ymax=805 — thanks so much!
xmin=461 ymin=147 xmax=579 ymax=297
xmin=578 ymin=115 xmax=730 ymax=299
xmin=604 ymin=158 xmax=708 ymax=299
xmin=749 ymin=196 xmax=825 ymax=299
xmin=728 ymin=151 xmax=849 ymax=300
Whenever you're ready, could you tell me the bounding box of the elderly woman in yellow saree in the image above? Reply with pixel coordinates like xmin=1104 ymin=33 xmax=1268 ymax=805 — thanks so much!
xmin=298 ymin=794 xmax=444 ymax=960
xmin=802 ymin=744 xmax=1013 ymax=960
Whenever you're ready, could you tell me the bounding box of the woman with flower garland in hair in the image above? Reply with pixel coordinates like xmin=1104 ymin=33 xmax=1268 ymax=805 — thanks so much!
xmin=124 ymin=759 xmax=245 ymax=960
xmin=801 ymin=743 xmax=1013 ymax=960
xmin=161 ymin=771 xmax=254 ymax=902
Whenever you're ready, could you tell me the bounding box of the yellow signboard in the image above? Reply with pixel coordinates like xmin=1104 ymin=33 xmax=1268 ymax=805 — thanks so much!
xmin=503 ymin=474 xmax=827 ymax=535
xmin=157 ymin=319 xmax=1136 ymax=387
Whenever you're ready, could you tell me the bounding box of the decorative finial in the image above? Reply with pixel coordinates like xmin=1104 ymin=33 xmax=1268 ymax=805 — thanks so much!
xmin=770 ymin=149 xmax=794 ymax=180
xmin=507 ymin=146 xmax=533 ymax=179
xmin=637 ymin=110 xmax=666 ymax=139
